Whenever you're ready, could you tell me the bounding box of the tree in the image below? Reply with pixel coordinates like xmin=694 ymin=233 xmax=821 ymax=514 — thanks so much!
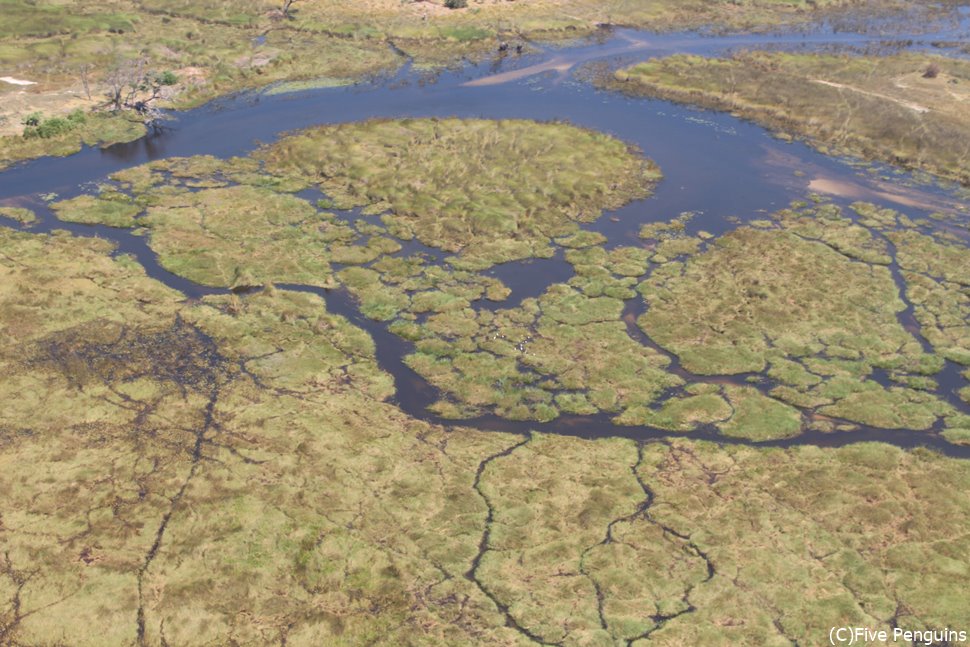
xmin=282 ymin=0 xmax=299 ymax=19
xmin=104 ymin=58 xmax=171 ymax=128
xmin=105 ymin=57 xmax=148 ymax=111
xmin=78 ymin=63 xmax=93 ymax=100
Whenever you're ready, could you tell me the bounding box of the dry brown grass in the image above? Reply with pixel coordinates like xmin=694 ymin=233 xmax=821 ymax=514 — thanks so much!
xmin=608 ymin=52 xmax=970 ymax=184
xmin=2 ymin=0 xmax=960 ymax=165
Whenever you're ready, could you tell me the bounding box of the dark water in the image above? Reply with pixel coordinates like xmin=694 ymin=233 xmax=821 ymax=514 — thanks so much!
xmin=2 ymin=20 xmax=969 ymax=456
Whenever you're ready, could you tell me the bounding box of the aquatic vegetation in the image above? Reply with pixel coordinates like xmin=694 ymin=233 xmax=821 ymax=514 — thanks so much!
xmin=819 ymin=384 xmax=952 ymax=430
xmin=2 ymin=0 xmax=970 ymax=636
xmin=638 ymin=226 xmax=915 ymax=374
xmin=140 ymin=185 xmax=342 ymax=288
xmin=262 ymin=118 xmax=660 ymax=268
xmin=889 ymin=229 xmax=970 ymax=285
xmin=616 ymin=392 xmax=732 ymax=430
xmin=638 ymin=211 xmax=707 ymax=262
xmin=191 ymin=288 xmax=394 ymax=399
xmin=897 ymin=269 xmax=970 ymax=366
xmin=51 ymin=192 xmax=142 ymax=227
xmin=608 ymin=52 xmax=970 ymax=184
xmin=889 ymin=231 xmax=970 ymax=357
xmin=612 ymin=382 xmax=804 ymax=440
xmin=771 ymin=202 xmax=893 ymax=265
xmin=943 ymin=427 xmax=970 ymax=445
xmin=40 ymin=130 xmax=966 ymax=441
xmin=262 ymin=76 xmax=354 ymax=96
xmin=0 ymin=206 xmax=36 ymax=225
xmin=636 ymin=218 xmax=968 ymax=432
xmin=111 ymin=155 xmax=310 ymax=195
xmin=719 ymin=385 xmax=802 ymax=440
xmin=399 ymin=281 xmax=681 ymax=422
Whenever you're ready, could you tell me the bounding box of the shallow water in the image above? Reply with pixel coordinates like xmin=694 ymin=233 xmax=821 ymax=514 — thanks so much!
xmin=2 ymin=19 xmax=969 ymax=456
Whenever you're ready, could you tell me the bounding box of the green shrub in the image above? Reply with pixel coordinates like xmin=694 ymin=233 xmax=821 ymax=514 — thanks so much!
xmin=158 ymin=70 xmax=178 ymax=85
xmin=444 ymin=0 xmax=467 ymax=9
xmin=23 ymin=112 xmax=83 ymax=139
xmin=35 ymin=118 xmax=72 ymax=138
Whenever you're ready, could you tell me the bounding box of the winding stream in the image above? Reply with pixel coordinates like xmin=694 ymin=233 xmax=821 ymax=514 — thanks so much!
xmin=2 ymin=19 xmax=969 ymax=456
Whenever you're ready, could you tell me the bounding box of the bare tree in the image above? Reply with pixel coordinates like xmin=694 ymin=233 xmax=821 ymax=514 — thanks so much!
xmin=282 ymin=0 xmax=299 ymax=19
xmin=104 ymin=58 xmax=167 ymax=127
xmin=105 ymin=57 xmax=147 ymax=111
xmin=79 ymin=63 xmax=93 ymax=100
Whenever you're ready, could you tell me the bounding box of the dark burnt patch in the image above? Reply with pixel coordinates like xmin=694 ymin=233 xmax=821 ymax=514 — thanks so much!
xmin=31 ymin=315 xmax=228 ymax=394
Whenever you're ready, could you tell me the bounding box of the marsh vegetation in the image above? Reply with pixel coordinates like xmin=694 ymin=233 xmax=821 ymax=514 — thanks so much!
xmin=262 ymin=118 xmax=661 ymax=269
xmin=2 ymin=223 xmax=969 ymax=646
xmin=2 ymin=13 xmax=970 ymax=640
xmin=35 ymin=118 xmax=968 ymax=447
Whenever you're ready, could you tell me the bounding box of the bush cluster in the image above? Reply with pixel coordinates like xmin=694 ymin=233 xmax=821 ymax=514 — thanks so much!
xmin=22 ymin=109 xmax=87 ymax=139
xmin=157 ymin=70 xmax=178 ymax=85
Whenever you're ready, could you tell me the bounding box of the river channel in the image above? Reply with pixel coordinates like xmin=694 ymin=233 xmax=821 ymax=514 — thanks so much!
xmin=2 ymin=16 xmax=969 ymax=456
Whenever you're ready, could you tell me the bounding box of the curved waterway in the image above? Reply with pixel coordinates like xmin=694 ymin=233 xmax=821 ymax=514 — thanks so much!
xmin=2 ymin=20 xmax=969 ymax=456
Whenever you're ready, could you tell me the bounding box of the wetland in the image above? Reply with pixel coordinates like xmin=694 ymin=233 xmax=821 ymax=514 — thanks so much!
xmin=2 ymin=6 xmax=970 ymax=646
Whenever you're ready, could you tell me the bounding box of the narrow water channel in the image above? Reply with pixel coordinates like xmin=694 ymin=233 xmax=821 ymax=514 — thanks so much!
xmin=2 ymin=19 xmax=969 ymax=456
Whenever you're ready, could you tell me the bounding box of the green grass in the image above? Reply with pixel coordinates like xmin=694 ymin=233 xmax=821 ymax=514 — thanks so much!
xmin=0 ymin=206 xmax=36 ymax=224
xmin=635 ymin=202 xmax=968 ymax=432
xmin=394 ymin=280 xmax=681 ymax=423
xmin=0 ymin=0 xmax=135 ymax=38
xmin=0 ymin=112 xmax=146 ymax=169
xmin=616 ymin=392 xmax=732 ymax=430
xmin=2 ymin=202 xmax=970 ymax=644
xmin=888 ymin=230 xmax=970 ymax=368
xmin=40 ymin=125 xmax=966 ymax=439
xmin=473 ymin=435 xmax=970 ymax=644
xmin=839 ymin=204 xmax=970 ymax=406
xmin=262 ymin=76 xmax=353 ymax=96
xmin=141 ymin=185 xmax=340 ymax=288
xmin=51 ymin=193 xmax=142 ymax=227
xmin=720 ymin=385 xmax=802 ymax=440
xmin=638 ymin=225 xmax=914 ymax=374
xmin=942 ymin=427 xmax=970 ymax=445
xmin=636 ymin=440 xmax=970 ymax=643
xmin=0 ymin=225 xmax=518 ymax=645
xmin=261 ymin=118 xmax=661 ymax=268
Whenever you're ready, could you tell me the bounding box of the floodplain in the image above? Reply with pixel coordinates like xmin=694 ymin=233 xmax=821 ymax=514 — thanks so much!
xmin=2 ymin=3 xmax=970 ymax=646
